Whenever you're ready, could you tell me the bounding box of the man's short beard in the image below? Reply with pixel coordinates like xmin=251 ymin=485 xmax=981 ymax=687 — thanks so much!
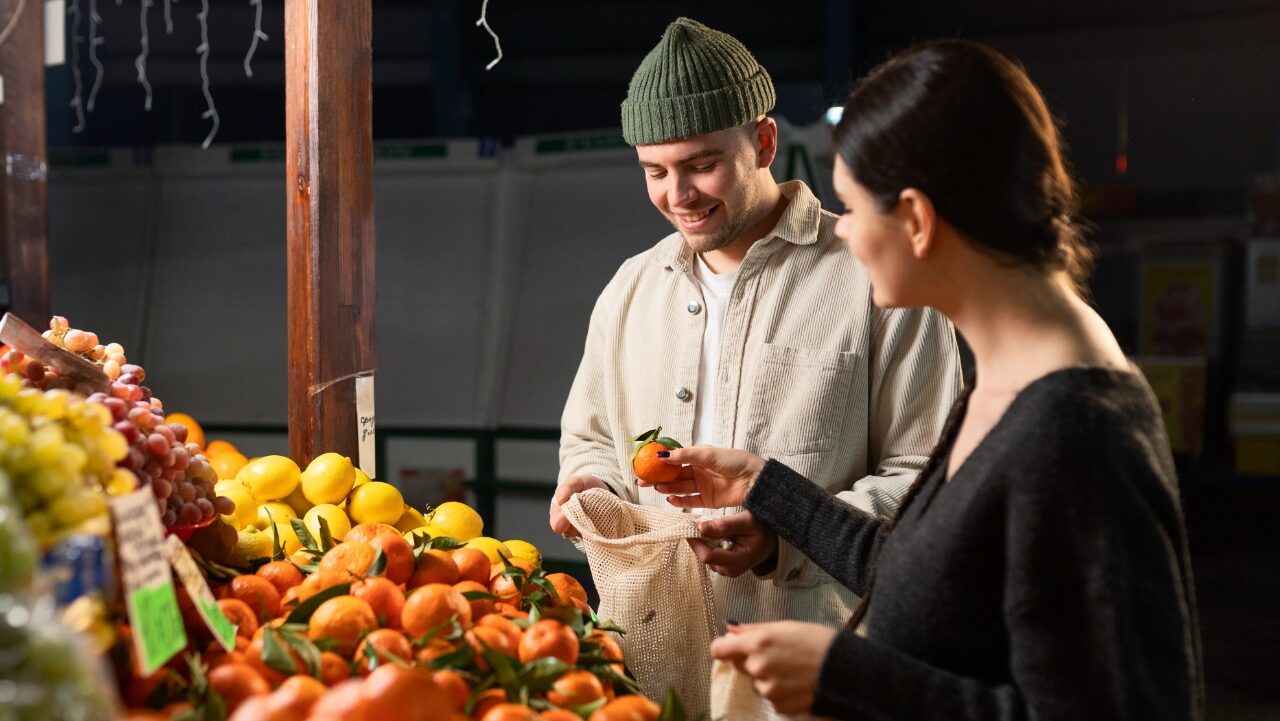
xmin=680 ymin=225 xmax=740 ymax=254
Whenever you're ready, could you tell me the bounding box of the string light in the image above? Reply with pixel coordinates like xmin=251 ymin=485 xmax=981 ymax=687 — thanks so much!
xmin=135 ymin=0 xmax=153 ymax=110
xmin=0 ymin=0 xmax=28 ymax=50
xmin=476 ymin=0 xmax=502 ymax=70
xmin=243 ymin=0 xmax=267 ymax=78
xmin=69 ymin=0 xmax=86 ymax=132
xmin=163 ymin=0 xmax=173 ymax=34
xmin=196 ymin=0 xmax=218 ymax=148
xmin=86 ymin=0 xmax=103 ymax=112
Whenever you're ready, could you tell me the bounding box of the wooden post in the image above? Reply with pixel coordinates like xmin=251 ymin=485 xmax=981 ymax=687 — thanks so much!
xmin=285 ymin=0 xmax=376 ymax=468
xmin=0 ymin=0 xmax=49 ymax=325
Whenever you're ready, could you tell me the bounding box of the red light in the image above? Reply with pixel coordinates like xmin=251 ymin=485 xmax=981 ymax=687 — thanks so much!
xmin=1115 ymin=153 xmax=1129 ymax=175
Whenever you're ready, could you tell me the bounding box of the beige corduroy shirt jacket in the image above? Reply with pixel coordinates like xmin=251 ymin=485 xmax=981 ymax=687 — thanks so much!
xmin=558 ymin=180 xmax=963 ymax=629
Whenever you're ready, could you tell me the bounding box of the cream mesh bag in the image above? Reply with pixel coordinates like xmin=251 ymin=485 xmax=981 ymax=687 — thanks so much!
xmin=561 ymin=489 xmax=716 ymax=718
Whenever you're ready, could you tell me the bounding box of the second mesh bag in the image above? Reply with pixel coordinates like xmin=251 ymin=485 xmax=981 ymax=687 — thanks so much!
xmin=561 ymin=489 xmax=717 ymax=719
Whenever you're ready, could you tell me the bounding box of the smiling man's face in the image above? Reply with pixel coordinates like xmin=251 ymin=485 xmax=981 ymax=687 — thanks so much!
xmin=636 ymin=122 xmax=771 ymax=254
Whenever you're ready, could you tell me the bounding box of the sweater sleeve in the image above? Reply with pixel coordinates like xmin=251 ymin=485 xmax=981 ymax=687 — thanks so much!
xmin=839 ymin=305 xmax=962 ymax=517
xmin=810 ymin=405 xmax=1200 ymax=721
xmin=745 ymin=459 xmax=886 ymax=597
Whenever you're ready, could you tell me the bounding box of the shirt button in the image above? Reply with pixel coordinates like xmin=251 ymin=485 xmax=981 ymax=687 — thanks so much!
xmin=687 ymin=301 xmax=702 ymax=315
xmin=675 ymin=387 xmax=691 ymax=401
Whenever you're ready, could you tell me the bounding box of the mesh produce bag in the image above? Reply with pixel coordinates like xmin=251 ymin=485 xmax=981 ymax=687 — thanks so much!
xmin=711 ymin=657 xmax=765 ymax=720
xmin=561 ymin=489 xmax=716 ymax=719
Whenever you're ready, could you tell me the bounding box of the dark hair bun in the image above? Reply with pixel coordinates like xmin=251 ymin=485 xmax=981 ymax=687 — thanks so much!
xmin=835 ymin=39 xmax=1094 ymax=292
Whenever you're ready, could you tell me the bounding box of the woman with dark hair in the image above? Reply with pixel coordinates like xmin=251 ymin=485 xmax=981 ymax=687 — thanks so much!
xmin=640 ymin=40 xmax=1203 ymax=720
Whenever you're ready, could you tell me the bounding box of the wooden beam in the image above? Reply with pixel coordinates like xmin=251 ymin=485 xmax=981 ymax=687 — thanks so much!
xmin=0 ymin=0 xmax=49 ymax=325
xmin=285 ymin=0 xmax=376 ymax=468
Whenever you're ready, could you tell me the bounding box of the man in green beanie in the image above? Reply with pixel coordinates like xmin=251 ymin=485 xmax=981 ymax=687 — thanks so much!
xmin=551 ymin=17 xmax=962 ymax=717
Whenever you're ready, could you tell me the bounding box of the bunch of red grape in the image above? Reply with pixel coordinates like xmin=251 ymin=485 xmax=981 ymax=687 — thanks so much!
xmin=2 ymin=316 xmax=236 ymax=528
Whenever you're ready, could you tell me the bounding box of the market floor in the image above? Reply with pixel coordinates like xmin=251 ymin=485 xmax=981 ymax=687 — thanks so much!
xmin=1183 ymin=483 xmax=1280 ymax=720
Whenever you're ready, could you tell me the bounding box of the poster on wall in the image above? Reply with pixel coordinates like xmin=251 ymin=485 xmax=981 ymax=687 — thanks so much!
xmin=1139 ymin=257 xmax=1222 ymax=358
xmin=1135 ymin=357 xmax=1208 ymax=455
xmin=1245 ymin=238 xmax=1280 ymax=328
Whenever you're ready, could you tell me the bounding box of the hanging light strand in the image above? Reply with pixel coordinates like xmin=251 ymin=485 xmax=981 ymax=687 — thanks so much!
xmin=86 ymin=0 xmax=104 ymax=112
xmin=163 ymin=0 xmax=174 ymax=34
xmin=196 ymin=0 xmax=218 ymax=148
xmin=135 ymin=0 xmax=153 ymax=110
xmin=0 ymin=0 xmax=29 ymax=50
xmin=69 ymin=0 xmax=87 ymax=132
xmin=242 ymin=0 xmax=267 ymax=77
xmin=476 ymin=0 xmax=502 ymax=70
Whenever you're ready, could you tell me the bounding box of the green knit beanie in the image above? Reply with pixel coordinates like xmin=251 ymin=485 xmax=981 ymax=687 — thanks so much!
xmin=621 ymin=17 xmax=776 ymax=146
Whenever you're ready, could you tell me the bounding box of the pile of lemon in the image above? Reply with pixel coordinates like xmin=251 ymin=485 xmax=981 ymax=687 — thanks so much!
xmin=212 ymin=451 xmax=539 ymax=569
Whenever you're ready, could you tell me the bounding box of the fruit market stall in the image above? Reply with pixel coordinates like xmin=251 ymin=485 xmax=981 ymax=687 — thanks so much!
xmin=0 ymin=313 xmax=688 ymax=721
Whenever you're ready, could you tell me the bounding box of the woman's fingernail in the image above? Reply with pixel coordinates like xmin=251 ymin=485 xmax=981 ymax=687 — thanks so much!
xmin=657 ymin=450 xmax=670 ymax=458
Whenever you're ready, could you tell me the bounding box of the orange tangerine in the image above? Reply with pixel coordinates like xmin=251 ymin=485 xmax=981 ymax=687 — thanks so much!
xmin=401 ymin=583 xmax=471 ymax=640
xmin=307 ymin=595 xmax=378 ymax=656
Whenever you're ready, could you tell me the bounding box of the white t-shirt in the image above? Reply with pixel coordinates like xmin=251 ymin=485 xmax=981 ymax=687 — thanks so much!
xmin=692 ymin=254 xmax=737 ymax=449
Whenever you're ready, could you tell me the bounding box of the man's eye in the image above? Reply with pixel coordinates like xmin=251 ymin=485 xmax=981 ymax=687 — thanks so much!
xmin=691 ymin=164 xmax=714 ymax=172
xmin=647 ymin=171 xmax=667 ymax=180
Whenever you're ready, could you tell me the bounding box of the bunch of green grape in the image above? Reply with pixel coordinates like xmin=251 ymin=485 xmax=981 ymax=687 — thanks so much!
xmin=0 ymin=374 xmax=134 ymax=547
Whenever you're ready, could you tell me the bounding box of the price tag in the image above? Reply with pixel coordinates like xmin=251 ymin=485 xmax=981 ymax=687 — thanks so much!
xmin=356 ymin=373 xmax=375 ymax=478
xmin=109 ymin=488 xmax=187 ymax=675
xmin=165 ymin=536 xmax=237 ymax=651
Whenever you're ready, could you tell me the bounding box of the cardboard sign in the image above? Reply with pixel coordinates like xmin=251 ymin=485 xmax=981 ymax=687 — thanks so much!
xmin=165 ymin=535 xmax=237 ymax=651
xmin=357 ymin=374 xmax=376 ymax=478
xmin=109 ymin=489 xmax=187 ymax=675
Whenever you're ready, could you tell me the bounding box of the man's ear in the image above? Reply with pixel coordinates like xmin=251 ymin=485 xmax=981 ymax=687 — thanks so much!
xmin=755 ymin=117 xmax=779 ymax=169
xmin=898 ymin=188 xmax=937 ymax=259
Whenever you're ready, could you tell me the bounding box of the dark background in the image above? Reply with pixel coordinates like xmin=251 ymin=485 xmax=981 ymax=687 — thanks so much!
xmin=42 ymin=1 xmax=1280 ymax=718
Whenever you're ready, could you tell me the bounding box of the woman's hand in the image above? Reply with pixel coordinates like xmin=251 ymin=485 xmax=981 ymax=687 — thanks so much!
xmin=690 ymin=511 xmax=778 ymax=577
xmin=635 ymin=445 xmax=765 ymax=509
xmin=710 ymin=621 xmax=838 ymax=715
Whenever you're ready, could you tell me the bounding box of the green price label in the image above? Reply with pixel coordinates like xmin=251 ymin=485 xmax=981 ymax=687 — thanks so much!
xmin=197 ymin=596 xmax=239 ymax=650
xmin=127 ymin=582 xmax=187 ymax=675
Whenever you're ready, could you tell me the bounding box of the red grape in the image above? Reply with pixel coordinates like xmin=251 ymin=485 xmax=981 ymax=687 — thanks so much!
xmin=178 ymin=504 xmax=201 ymax=524
xmin=113 ymin=421 xmax=139 ymax=444
xmin=213 ymin=495 xmax=235 ymax=515
xmin=146 ymin=433 xmax=169 ymax=457
xmin=152 ymin=478 xmax=173 ymax=499
xmin=195 ymin=498 xmax=214 ymax=520
xmin=155 ymin=425 xmax=176 ymax=445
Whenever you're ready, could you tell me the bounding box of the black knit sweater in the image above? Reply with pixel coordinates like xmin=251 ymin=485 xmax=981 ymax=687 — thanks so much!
xmin=745 ymin=367 xmax=1203 ymax=720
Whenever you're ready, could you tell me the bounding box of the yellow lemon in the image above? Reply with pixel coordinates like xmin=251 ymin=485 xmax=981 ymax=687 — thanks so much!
xmin=393 ymin=506 xmax=428 ymax=533
xmin=256 ymin=502 xmax=296 ymax=530
xmin=303 ymin=503 xmax=352 ymax=542
xmin=503 ymin=539 xmax=542 ymax=568
xmin=214 ymin=478 xmax=243 ymax=496
xmin=237 ymin=455 xmax=301 ymax=502
xmin=219 ymin=483 xmax=258 ymax=530
xmin=231 ymin=529 xmax=273 ymax=564
xmin=464 ymin=537 xmax=512 ymax=566
xmin=353 ymin=467 xmax=371 ymax=488
xmin=346 ymin=482 xmax=405 ymax=525
xmin=427 ymin=501 xmax=483 ymax=542
xmin=268 ymin=521 xmax=302 ymax=556
xmin=403 ymin=525 xmax=433 ymax=545
xmin=300 ymin=452 xmax=355 ymax=505
xmin=283 ymin=484 xmax=313 ymax=517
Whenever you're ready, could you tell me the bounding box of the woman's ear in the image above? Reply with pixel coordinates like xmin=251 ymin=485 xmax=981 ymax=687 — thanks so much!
xmin=897 ymin=188 xmax=936 ymax=259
